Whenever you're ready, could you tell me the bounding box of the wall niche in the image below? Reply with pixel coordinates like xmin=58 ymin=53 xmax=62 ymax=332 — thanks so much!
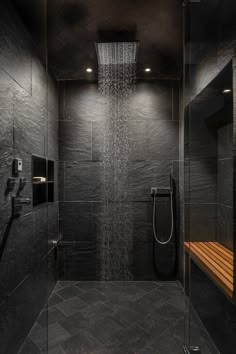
xmin=32 ymin=156 xmax=55 ymax=207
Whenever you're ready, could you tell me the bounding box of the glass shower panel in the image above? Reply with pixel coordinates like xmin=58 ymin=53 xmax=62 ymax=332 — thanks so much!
xmin=184 ymin=1 xmax=236 ymax=353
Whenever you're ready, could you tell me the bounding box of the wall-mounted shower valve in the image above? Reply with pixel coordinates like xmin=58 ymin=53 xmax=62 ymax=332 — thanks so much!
xmin=18 ymin=178 xmax=27 ymax=193
xmin=183 ymin=346 xmax=201 ymax=353
xmin=151 ymin=187 xmax=158 ymax=196
xmin=12 ymin=196 xmax=31 ymax=217
xmin=7 ymin=177 xmax=17 ymax=191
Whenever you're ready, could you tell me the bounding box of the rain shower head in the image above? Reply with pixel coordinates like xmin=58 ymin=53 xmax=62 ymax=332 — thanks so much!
xmin=95 ymin=42 xmax=139 ymax=65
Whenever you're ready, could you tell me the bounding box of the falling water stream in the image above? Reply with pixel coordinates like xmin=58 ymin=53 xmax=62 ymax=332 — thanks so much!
xmin=97 ymin=42 xmax=137 ymax=280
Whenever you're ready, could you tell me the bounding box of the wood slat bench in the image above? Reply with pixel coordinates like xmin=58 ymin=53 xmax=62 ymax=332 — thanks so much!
xmin=185 ymin=242 xmax=234 ymax=298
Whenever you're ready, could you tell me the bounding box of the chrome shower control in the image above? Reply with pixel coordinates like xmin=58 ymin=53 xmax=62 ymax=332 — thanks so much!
xmin=151 ymin=187 xmax=158 ymax=196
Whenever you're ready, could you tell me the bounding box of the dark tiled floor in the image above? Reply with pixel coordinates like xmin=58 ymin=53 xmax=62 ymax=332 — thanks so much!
xmin=19 ymin=281 xmax=218 ymax=354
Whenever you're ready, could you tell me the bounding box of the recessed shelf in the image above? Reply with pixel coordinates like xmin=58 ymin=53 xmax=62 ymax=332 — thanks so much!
xmin=32 ymin=156 xmax=55 ymax=206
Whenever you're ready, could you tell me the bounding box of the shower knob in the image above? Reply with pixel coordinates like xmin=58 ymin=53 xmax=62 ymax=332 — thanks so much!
xmin=151 ymin=187 xmax=158 ymax=196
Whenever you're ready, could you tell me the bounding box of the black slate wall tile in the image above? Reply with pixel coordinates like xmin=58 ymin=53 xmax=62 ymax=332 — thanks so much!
xmin=218 ymin=124 xmax=233 ymax=158
xmin=59 ymin=120 xmax=92 ymax=161
xmin=189 ymin=113 xmax=218 ymax=159
xmin=182 ymin=36 xmax=235 ymax=352
xmin=216 ymin=114 xmax=233 ymax=249
xmin=58 ymin=242 xmax=97 ymax=280
xmin=187 ymin=158 xmax=217 ymax=204
xmin=0 ymin=249 xmax=56 ymax=354
xmin=64 ymin=82 xmax=106 ymax=121
xmin=48 ymin=76 xmax=59 ymax=115
xmin=32 ymin=58 xmax=47 ymax=109
xmin=94 ymin=203 xmax=134 ymax=260
xmin=130 ymin=82 xmax=173 ymax=121
xmin=0 ymin=1 xmax=59 ymax=352
xmin=47 ymin=110 xmax=59 ymax=161
xmin=217 ymin=204 xmax=233 ymax=251
xmin=54 ymin=160 xmax=59 ymax=202
xmin=58 ymin=81 xmax=66 ymax=120
xmin=34 ymin=206 xmax=48 ymax=251
xmin=146 ymin=120 xmax=179 ymax=160
xmin=0 ymin=205 xmax=56 ymax=302
xmin=185 ymin=204 xmax=217 ymax=242
xmin=131 ymin=202 xmax=152 ymax=243
xmin=128 ymin=120 xmax=146 ymax=161
xmin=58 ymin=161 xmax=65 ymax=202
xmin=190 ymin=261 xmax=236 ymax=354
xmin=128 ymin=160 xmax=173 ymax=201
xmin=0 ymin=69 xmax=14 ymax=149
xmin=132 ymin=240 xmax=156 ymax=280
xmin=13 ymin=90 xmax=46 ymax=156
xmin=59 ymin=202 xmax=97 ymax=242
xmin=59 ymin=80 xmax=180 ymax=280
xmin=48 ymin=203 xmax=59 ymax=246
xmin=92 ymin=121 xmax=105 ymax=161
xmin=217 ymin=158 xmax=233 ymax=207
xmin=0 ymin=2 xmax=32 ymax=93
xmin=64 ymin=161 xmax=102 ymax=201
xmin=0 ymin=213 xmax=35 ymax=299
xmin=153 ymin=241 xmax=178 ymax=280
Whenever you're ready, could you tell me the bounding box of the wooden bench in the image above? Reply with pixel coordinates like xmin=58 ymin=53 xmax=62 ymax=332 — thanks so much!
xmin=185 ymin=242 xmax=234 ymax=298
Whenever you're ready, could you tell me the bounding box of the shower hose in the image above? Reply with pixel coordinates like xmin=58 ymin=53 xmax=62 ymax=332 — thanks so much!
xmin=152 ymin=190 xmax=174 ymax=245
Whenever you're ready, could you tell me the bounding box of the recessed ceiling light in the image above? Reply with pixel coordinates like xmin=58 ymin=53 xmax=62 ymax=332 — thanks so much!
xmin=86 ymin=68 xmax=93 ymax=73
xmin=223 ymin=89 xmax=231 ymax=94
xmin=145 ymin=68 xmax=151 ymax=72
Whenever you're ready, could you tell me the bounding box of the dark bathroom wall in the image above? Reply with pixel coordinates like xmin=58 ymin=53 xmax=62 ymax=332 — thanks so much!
xmin=58 ymin=80 xmax=180 ymax=280
xmin=0 ymin=2 xmax=59 ymax=353
xmin=183 ymin=0 xmax=236 ymax=248
xmin=182 ymin=1 xmax=236 ymax=349
xmin=184 ymin=94 xmax=221 ymax=244
xmin=183 ymin=62 xmax=236 ymax=354
xmin=186 ymin=0 xmax=236 ymax=104
xmin=217 ymin=113 xmax=233 ymax=250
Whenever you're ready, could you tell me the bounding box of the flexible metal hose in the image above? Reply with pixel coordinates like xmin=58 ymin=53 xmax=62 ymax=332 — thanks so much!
xmin=152 ymin=191 xmax=174 ymax=245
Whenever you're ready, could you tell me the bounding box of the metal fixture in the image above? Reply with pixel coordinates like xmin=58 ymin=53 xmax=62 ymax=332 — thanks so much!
xmin=12 ymin=196 xmax=31 ymax=217
xmin=96 ymin=42 xmax=139 ymax=65
xmin=51 ymin=240 xmax=59 ymax=248
xmin=13 ymin=159 xmax=23 ymax=174
xmin=18 ymin=178 xmax=27 ymax=193
xmin=151 ymin=172 xmax=174 ymax=245
xmin=183 ymin=346 xmax=201 ymax=353
xmin=223 ymin=89 xmax=231 ymax=94
xmin=33 ymin=177 xmax=46 ymax=183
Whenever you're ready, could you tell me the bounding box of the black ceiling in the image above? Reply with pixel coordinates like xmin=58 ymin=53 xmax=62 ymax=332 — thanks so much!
xmin=11 ymin=0 xmax=236 ymax=81
xmin=12 ymin=0 xmax=183 ymax=80
xmin=47 ymin=0 xmax=183 ymax=80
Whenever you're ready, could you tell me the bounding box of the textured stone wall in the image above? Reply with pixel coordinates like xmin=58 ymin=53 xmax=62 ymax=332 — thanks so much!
xmin=182 ymin=1 xmax=236 ymax=351
xmin=184 ymin=95 xmax=219 ymax=244
xmin=0 ymin=2 xmax=59 ymax=353
xmin=58 ymin=80 xmax=180 ymax=280
xmin=184 ymin=63 xmax=234 ymax=247
xmin=217 ymin=109 xmax=233 ymax=250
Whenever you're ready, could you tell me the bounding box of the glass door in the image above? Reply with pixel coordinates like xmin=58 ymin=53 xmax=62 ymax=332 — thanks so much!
xmin=183 ymin=1 xmax=236 ymax=353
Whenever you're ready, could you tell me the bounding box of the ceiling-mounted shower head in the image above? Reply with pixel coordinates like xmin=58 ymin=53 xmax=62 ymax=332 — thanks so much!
xmin=95 ymin=42 xmax=139 ymax=65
